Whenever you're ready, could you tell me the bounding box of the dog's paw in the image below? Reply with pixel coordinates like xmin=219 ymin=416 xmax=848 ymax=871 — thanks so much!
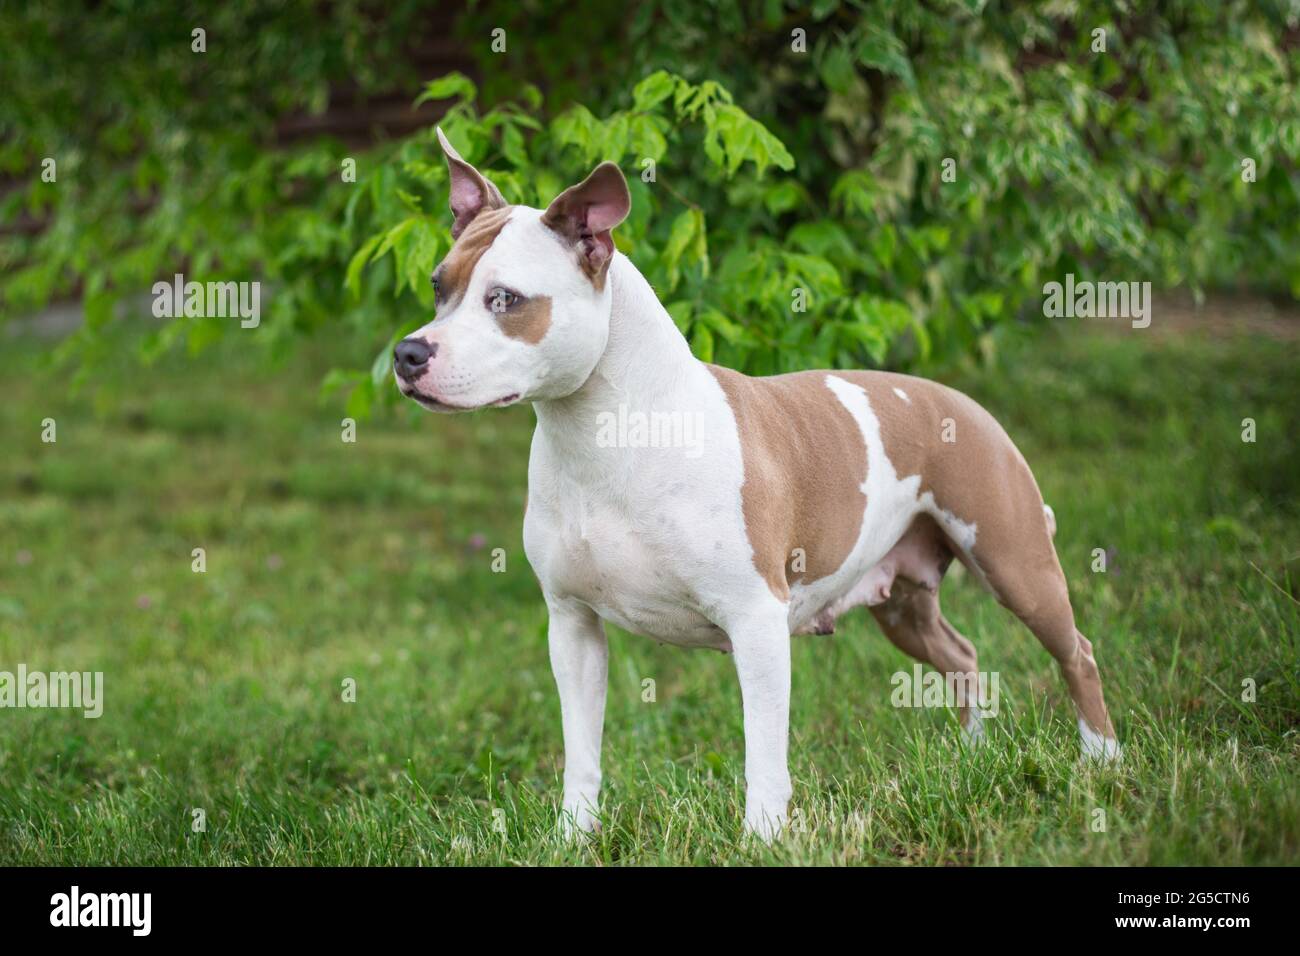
xmin=961 ymin=710 xmax=986 ymax=746
xmin=1077 ymin=715 xmax=1122 ymax=765
xmin=557 ymin=804 xmax=601 ymax=841
xmin=743 ymin=804 xmax=788 ymax=843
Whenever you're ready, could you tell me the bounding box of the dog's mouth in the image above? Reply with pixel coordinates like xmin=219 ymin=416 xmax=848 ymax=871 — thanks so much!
xmin=400 ymin=386 xmax=520 ymax=412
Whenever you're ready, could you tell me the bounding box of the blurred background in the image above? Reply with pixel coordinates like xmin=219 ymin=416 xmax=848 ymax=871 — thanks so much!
xmin=0 ymin=1 xmax=1297 ymax=864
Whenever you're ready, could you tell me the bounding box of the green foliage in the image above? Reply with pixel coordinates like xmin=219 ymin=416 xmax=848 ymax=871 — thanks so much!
xmin=462 ymin=0 xmax=1300 ymax=364
xmin=2 ymin=1 xmax=1298 ymax=414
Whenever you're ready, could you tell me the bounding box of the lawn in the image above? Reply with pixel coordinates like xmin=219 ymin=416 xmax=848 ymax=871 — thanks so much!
xmin=1 ymin=311 xmax=1297 ymax=865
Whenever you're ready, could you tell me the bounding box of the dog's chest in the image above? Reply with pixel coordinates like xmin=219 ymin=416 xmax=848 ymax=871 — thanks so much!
xmin=525 ymin=475 xmax=732 ymax=650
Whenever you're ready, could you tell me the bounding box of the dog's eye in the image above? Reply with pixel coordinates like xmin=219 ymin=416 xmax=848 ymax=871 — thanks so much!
xmin=488 ymin=288 xmax=518 ymax=312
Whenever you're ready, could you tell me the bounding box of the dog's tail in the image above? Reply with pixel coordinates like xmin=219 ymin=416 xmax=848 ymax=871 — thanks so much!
xmin=1042 ymin=503 xmax=1057 ymax=538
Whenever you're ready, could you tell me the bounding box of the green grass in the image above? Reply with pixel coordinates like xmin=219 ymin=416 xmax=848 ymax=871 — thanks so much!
xmin=1 ymin=316 xmax=1297 ymax=865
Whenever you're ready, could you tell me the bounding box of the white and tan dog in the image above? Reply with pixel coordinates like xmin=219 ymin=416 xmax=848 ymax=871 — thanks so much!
xmin=394 ymin=129 xmax=1120 ymax=840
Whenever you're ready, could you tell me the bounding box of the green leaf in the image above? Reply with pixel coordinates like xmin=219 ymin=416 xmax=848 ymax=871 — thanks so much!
xmin=346 ymin=377 xmax=375 ymax=420
xmin=783 ymin=252 xmax=844 ymax=298
xmin=856 ymin=25 xmax=915 ymax=88
xmin=788 ymin=220 xmax=854 ymax=258
xmin=414 ymin=72 xmax=477 ymax=107
xmin=321 ymin=368 xmax=365 ymax=400
xmin=698 ymin=307 xmax=750 ymax=346
xmin=374 ymin=217 xmax=418 ymax=262
xmin=764 ymin=180 xmax=803 ymax=214
xmin=501 ymin=123 xmax=528 ymax=168
xmin=602 ymin=113 xmax=630 ymax=161
xmin=820 ymin=42 xmax=857 ymax=94
xmin=632 ymin=70 xmax=678 ymax=111
xmin=690 ymin=323 xmax=715 ymax=362
xmin=399 ymin=218 xmax=442 ymax=301
xmin=757 ymin=126 xmax=795 ymax=174
xmin=870 ymin=224 xmax=897 ymax=269
xmin=661 ymin=209 xmax=699 ymax=290
xmin=371 ymin=337 xmax=396 ymax=387
xmin=552 ymin=105 xmax=604 ymax=163
xmin=345 ymin=234 xmax=382 ymax=299
xmin=630 ymin=114 xmax=669 ymax=162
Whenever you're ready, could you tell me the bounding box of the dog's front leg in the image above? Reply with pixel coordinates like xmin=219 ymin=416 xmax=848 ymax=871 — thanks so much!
xmin=546 ymin=595 xmax=608 ymax=837
xmin=730 ymin=612 xmax=793 ymax=841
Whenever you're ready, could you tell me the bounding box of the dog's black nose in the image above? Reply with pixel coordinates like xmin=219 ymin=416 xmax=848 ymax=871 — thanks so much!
xmin=394 ymin=338 xmax=435 ymax=381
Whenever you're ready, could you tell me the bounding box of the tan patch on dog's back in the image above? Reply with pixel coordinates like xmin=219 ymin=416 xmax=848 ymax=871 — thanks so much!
xmin=435 ymin=205 xmax=515 ymax=308
xmin=709 ymin=365 xmax=1062 ymax=611
xmin=708 ymin=366 xmax=868 ymax=601
xmin=831 ymin=371 xmax=1064 ymax=610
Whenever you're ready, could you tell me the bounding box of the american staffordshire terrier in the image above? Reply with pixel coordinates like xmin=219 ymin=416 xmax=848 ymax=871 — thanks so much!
xmin=394 ymin=128 xmax=1120 ymax=840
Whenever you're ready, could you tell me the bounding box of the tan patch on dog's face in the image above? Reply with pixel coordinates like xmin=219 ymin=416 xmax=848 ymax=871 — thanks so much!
xmin=433 ymin=205 xmax=515 ymax=310
xmin=495 ymin=295 xmax=552 ymax=344
xmin=708 ymin=366 xmax=867 ymax=601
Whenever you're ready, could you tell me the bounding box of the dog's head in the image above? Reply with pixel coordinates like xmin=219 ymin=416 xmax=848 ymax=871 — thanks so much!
xmin=393 ymin=128 xmax=630 ymax=412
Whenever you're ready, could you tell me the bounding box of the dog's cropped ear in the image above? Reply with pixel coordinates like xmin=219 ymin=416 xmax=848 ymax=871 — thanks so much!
xmin=542 ymin=162 xmax=630 ymax=283
xmin=437 ymin=127 xmax=507 ymax=238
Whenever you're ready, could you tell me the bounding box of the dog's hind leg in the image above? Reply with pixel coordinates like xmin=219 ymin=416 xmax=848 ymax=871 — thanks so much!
xmin=1011 ymin=589 xmax=1119 ymax=762
xmin=963 ymin=504 xmax=1120 ymax=762
xmin=869 ymin=577 xmax=985 ymax=741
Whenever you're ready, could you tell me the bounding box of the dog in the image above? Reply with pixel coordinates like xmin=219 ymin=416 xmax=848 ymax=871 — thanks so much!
xmin=393 ymin=128 xmax=1120 ymax=840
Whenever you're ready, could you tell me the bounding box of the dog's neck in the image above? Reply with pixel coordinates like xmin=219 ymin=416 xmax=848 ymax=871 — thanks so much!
xmin=533 ymin=253 xmax=699 ymax=445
